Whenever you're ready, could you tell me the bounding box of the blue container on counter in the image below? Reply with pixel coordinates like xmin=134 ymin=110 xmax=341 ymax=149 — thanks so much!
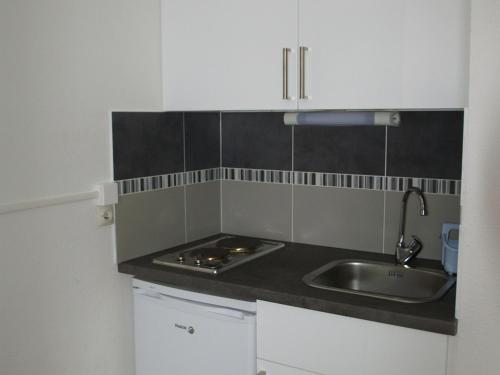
xmin=442 ymin=223 xmax=459 ymax=274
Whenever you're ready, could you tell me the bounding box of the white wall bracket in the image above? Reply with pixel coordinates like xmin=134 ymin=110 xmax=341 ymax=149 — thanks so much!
xmin=95 ymin=182 xmax=118 ymax=206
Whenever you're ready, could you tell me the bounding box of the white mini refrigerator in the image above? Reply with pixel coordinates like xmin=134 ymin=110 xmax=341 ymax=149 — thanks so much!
xmin=133 ymin=279 xmax=257 ymax=375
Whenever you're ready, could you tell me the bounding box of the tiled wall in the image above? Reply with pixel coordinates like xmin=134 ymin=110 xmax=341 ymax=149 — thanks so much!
xmin=112 ymin=111 xmax=463 ymax=262
xmin=112 ymin=112 xmax=221 ymax=262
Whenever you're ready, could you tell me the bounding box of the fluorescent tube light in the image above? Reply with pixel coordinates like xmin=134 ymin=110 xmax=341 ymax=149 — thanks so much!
xmin=283 ymin=111 xmax=400 ymax=127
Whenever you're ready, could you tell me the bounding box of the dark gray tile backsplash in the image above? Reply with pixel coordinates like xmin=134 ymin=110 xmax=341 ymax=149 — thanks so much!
xmin=294 ymin=125 xmax=386 ymax=175
xmin=112 ymin=112 xmax=183 ymax=180
xmin=112 ymin=110 xmax=463 ymax=261
xmin=113 ymin=110 xmax=463 ymax=180
xmin=221 ymin=112 xmax=292 ymax=170
xmin=185 ymin=112 xmax=220 ymax=171
xmin=387 ymin=111 xmax=463 ymax=179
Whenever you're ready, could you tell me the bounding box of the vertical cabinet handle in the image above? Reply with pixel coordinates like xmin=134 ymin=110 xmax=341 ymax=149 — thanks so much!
xmin=282 ymin=48 xmax=291 ymax=100
xmin=299 ymin=46 xmax=309 ymax=100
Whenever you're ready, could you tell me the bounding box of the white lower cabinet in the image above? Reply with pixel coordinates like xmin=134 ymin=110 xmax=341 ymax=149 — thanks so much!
xmin=257 ymin=301 xmax=448 ymax=375
xmin=257 ymin=359 xmax=317 ymax=375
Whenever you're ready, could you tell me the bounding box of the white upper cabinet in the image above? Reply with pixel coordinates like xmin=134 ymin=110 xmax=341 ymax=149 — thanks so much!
xmin=162 ymin=0 xmax=468 ymax=110
xmin=298 ymin=0 xmax=469 ymax=110
xmin=162 ymin=0 xmax=298 ymax=111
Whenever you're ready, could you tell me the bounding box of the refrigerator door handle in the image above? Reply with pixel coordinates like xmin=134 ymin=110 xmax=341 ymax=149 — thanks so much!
xmin=162 ymin=294 xmax=247 ymax=320
xmin=135 ymin=288 xmax=247 ymax=320
xmin=133 ymin=288 xmax=162 ymax=299
xmin=198 ymin=306 xmax=245 ymax=320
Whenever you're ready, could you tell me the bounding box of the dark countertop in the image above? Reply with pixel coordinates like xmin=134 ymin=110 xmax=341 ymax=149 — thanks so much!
xmin=119 ymin=234 xmax=457 ymax=335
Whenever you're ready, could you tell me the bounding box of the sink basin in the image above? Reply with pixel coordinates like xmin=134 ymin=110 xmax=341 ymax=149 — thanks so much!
xmin=303 ymin=259 xmax=456 ymax=303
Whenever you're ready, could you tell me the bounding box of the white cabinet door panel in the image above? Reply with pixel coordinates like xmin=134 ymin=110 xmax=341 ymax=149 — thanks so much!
xmin=258 ymin=359 xmax=318 ymax=375
xmin=162 ymin=0 xmax=298 ymax=111
xmin=298 ymin=0 xmax=468 ymax=109
xmin=257 ymin=300 xmax=448 ymax=375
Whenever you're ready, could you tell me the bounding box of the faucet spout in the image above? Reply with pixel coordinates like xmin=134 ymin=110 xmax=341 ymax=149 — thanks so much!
xmin=395 ymin=187 xmax=427 ymax=266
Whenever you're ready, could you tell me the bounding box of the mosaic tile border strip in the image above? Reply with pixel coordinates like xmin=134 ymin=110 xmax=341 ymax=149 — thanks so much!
xmin=292 ymin=171 xmax=385 ymax=190
xmin=385 ymin=176 xmax=461 ymax=195
xmin=117 ymin=168 xmax=220 ymax=195
xmin=185 ymin=168 xmax=221 ymax=185
xmin=222 ymin=168 xmax=461 ymax=196
xmin=116 ymin=167 xmax=460 ymax=196
xmin=222 ymin=167 xmax=292 ymax=184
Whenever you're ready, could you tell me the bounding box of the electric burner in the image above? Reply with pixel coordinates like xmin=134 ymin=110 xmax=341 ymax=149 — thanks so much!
xmin=187 ymin=247 xmax=229 ymax=268
xmin=215 ymin=237 xmax=262 ymax=254
xmin=153 ymin=236 xmax=284 ymax=274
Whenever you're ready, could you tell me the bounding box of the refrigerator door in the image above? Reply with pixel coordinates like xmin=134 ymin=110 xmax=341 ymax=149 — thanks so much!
xmin=134 ymin=289 xmax=256 ymax=375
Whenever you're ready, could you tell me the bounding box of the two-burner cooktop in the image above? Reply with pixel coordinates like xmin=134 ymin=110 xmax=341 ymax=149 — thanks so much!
xmin=153 ymin=236 xmax=284 ymax=274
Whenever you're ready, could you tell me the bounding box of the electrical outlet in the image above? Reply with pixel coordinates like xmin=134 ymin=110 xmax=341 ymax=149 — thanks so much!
xmin=97 ymin=205 xmax=114 ymax=226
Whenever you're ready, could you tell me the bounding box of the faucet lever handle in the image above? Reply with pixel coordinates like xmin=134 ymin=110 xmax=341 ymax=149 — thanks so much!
xmin=408 ymin=235 xmax=423 ymax=253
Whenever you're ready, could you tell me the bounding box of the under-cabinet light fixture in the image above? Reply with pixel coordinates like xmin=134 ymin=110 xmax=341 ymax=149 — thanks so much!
xmin=283 ymin=111 xmax=400 ymax=127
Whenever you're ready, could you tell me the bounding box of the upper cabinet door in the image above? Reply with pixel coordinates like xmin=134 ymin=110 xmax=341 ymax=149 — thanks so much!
xmin=162 ymin=0 xmax=298 ymax=111
xmin=298 ymin=0 xmax=469 ymax=110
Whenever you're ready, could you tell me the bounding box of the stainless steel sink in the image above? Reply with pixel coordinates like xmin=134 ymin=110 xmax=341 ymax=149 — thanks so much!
xmin=303 ymin=259 xmax=456 ymax=303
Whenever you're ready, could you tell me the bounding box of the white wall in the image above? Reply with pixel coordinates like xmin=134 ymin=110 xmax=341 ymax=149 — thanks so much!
xmin=0 ymin=1 xmax=162 ymax=374
xmin=448 ymin=1 xmax=500 ymax=374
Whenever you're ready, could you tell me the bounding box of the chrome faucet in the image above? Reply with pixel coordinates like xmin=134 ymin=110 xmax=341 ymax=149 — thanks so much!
xmin=395 ymin=187 xmax=427 ymax=267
